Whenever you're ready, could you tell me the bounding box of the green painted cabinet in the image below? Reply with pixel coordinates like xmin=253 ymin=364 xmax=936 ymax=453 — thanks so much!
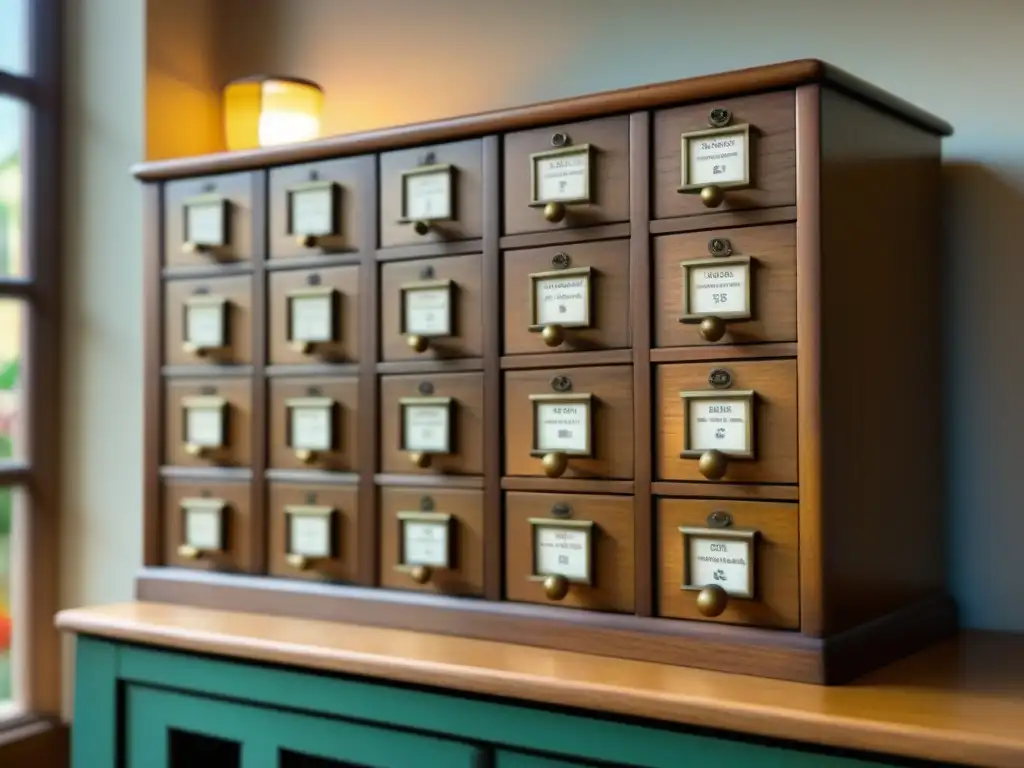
xmin=71 ymin=635 xmax=947 ymax=768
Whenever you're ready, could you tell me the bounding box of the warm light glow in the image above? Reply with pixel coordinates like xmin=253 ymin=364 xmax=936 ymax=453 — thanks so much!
xmin=222 ymin=76 xmax=323 ymax=152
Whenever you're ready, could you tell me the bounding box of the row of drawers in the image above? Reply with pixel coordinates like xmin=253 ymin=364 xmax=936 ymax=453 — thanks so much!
xmin=164 ymin=91 xmax=795 ymax=264
xmin=169 ymin=360 xmax=796 ymax=484
xmin=168 ymin=224 xmax=796 ymax=367
xmin=166 ymin=481 xmax=798 ymax=630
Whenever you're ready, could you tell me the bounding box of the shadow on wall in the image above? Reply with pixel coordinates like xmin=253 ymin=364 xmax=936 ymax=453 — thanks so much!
xmin=942 ymin=160 xmax=1024 ymax=631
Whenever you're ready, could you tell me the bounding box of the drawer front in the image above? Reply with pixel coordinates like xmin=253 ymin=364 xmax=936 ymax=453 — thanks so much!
xmin=657 ymin=498 xmax=799 ymax=629
xmin=163 ymin=275 xmax=253 ymax=366
xmin=505 ymin=492 xmax=634 ymax=613
xmin=655 ymin=359 xmax=797 ymax=484
xmin=653 ymin=91 xmax=795 ymax=220
xmin=164 ymin=378 xmax=252 ymax=469
xmin=504 ymin=115 xmax=630 ymax=236
xmin=504 ymin=365 xmax=633 ymax=480
xmin=380 ymin=139 xmax=483 ymax=248
xmin=269 ymin=157 xmax=368 ymax=259
xmin=164 ymin=172 xmax=256 ymax=267
xmin=653 ymin=223 xmax=796 ymax=348
xmin=268 ymin=377 xmax=359 ymax=473
xmin=380 ymin=372 xmax=484 ymax=476
xmin=267 ymin=482 xmax=359 ymax=582
xmin=379 ymin=486 xmax=484 ymax=597
xmin=380 ymin=253 xmax=483 ymax=362
xmin=503 ymin=239 xmax=631 ymax=356
xmin=268 ymin=265 xmax=360 ymax=365
xmin=161 ymin=478 xmax=252 ymax=572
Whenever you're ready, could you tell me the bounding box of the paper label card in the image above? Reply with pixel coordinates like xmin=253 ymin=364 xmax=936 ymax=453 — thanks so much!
xmin=289 ymin=403 xmax=334 ymax=452
xmin=185 ymin=301 xmax=226 ymax=348
xmin=182 ymin=502 xmax=224 ymax=551
xmin=401 ymin=516 xmax=450 ymax=568
xmin=287 ymin=509 xmax=334 ymax=559
xmin=681 ymin=126 xmax=750 ymax=189
xmin=532 ymin=146 xmax=591 ymax=204
xmin=290 ymin=185 xmax=337 ymax=237
xmin=533 ymin=397 xmax=592 ymax=455
xmin=532 ymin=269 xmax=592 ymax=327
xmin=533 ymin=523 xmax=592 ymax=582
xmin=401 ymin=398 xmax=451 ymax=454
xmin=185 ymin=200 xmax=227 ymax=247
xmin=683 ymin=391 xmax=754 ymax=458
xmin=685 ymin=258 xmax=750 ymax=318
xmin=289 ymin=292 xmax=336 ymax=344
xmin=185 ymin=405 xmax=225 ymax=448
xmin=403 ymin=166 xmax=453 ymax=222
xmin=402 ymin=283 xmax=453 ymax=337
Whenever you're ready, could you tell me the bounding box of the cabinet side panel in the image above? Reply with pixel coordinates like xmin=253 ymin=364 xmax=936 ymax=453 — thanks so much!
xmin=143 ymin=183 xmax=163 ymax=566
xmin=817 ymin=87 xmax=947 ymax=635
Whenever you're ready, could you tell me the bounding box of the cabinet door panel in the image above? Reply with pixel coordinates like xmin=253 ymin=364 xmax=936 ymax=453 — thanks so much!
xmin=126 ymin=685 xmax=482 ymax=768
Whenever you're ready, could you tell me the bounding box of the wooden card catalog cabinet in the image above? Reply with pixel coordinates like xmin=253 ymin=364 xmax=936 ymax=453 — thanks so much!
xmin=177 ymin=496 xmax=227 ymax=561
xmin=181 ymin=395 xmax=228 ymax=459
xmin=504 ymin=116 xmax=629 ymax=234
xmin=284 ymin=504 xmax=337 ymax=571
xmin=139 ymin=61 xmax=953 ymax=685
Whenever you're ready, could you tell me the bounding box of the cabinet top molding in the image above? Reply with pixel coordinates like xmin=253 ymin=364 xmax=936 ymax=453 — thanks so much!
xmin=133 ymin=59 xmax=953 ymax=182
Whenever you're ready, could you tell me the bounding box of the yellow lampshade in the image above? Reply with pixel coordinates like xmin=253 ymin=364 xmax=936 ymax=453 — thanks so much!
xmin=222 ymin=75 xmax=324 ymax=151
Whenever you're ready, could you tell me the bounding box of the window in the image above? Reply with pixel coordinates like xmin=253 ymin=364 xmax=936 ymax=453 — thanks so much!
xmin=0 ymin=0 xmax=63 ymax=734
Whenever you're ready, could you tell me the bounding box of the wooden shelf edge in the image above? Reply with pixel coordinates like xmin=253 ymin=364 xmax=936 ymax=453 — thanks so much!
xmin=132 ymin=59 xmax=951 ymax=182
xmin=55 ymin=599 xmax=1020 ymax=768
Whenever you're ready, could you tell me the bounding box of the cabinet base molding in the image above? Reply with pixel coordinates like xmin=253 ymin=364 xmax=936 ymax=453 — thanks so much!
xmin=135 ymin=568 xmax=955 ymax=684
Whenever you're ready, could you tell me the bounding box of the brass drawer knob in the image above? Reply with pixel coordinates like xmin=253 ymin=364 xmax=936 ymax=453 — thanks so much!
xmin=296 ymin=234 xmax=319 ymax=248
xmin=184 ymin=443 xmax=209 ymax=458
xmin=407 ymin=334 xmax=429 ymax=353
xmin=696 ymin=584 xmax=729 ymax=617
xmin=540 ymin=324 xmax=565 ymax=347
xmin=290 ymin=340 xmax=314 ymax=354
xmin=177 ymin=544 xmax=200 ymax=560
xmin=543 ymin=202 xmax=566 ymax=223
xmin=410 ymin=565 xmax=432 ymax=584
xmin=698 ymin=449 xmax=728 ymax=480
xmin=699 ymin=185 xmax=725 ymax=208
xmin=698 ymin=316 xmax=727 ymax=342
xmin=409 ymin=452 xmax=431 ymax=469
xmin=541 ymin=451 xmax=568 ymax=478
xmin=181 ymin=241 xmax=208 ymax=254
xmin=286 ymin=554 xmax=311 ymax=571
xmin=543 ymin=574 xmax=570 ymax=601
xmin=181 ymin=342 xmax=211 ymax=357
xmin=413 ymin=220 xmax=431 ymax=236
xmin=295 ymin=449 xmax=317 ymax=464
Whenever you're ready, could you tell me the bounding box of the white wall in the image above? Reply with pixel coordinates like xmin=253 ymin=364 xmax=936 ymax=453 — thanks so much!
xmin=58 ymin=3 xmax=1024 ymax=713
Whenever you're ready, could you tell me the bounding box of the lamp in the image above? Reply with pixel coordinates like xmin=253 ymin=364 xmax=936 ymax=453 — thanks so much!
xmin=222 ymin=75 xmax=324 ymax=151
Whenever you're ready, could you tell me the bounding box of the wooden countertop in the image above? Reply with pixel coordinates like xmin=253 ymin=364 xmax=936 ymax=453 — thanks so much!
xmin=57 ymin=603 xmax=1024 ymax=767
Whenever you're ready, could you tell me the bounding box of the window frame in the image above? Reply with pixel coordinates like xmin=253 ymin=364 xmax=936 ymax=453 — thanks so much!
xmin=0 ymin=0 xmax=65 ymax=740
